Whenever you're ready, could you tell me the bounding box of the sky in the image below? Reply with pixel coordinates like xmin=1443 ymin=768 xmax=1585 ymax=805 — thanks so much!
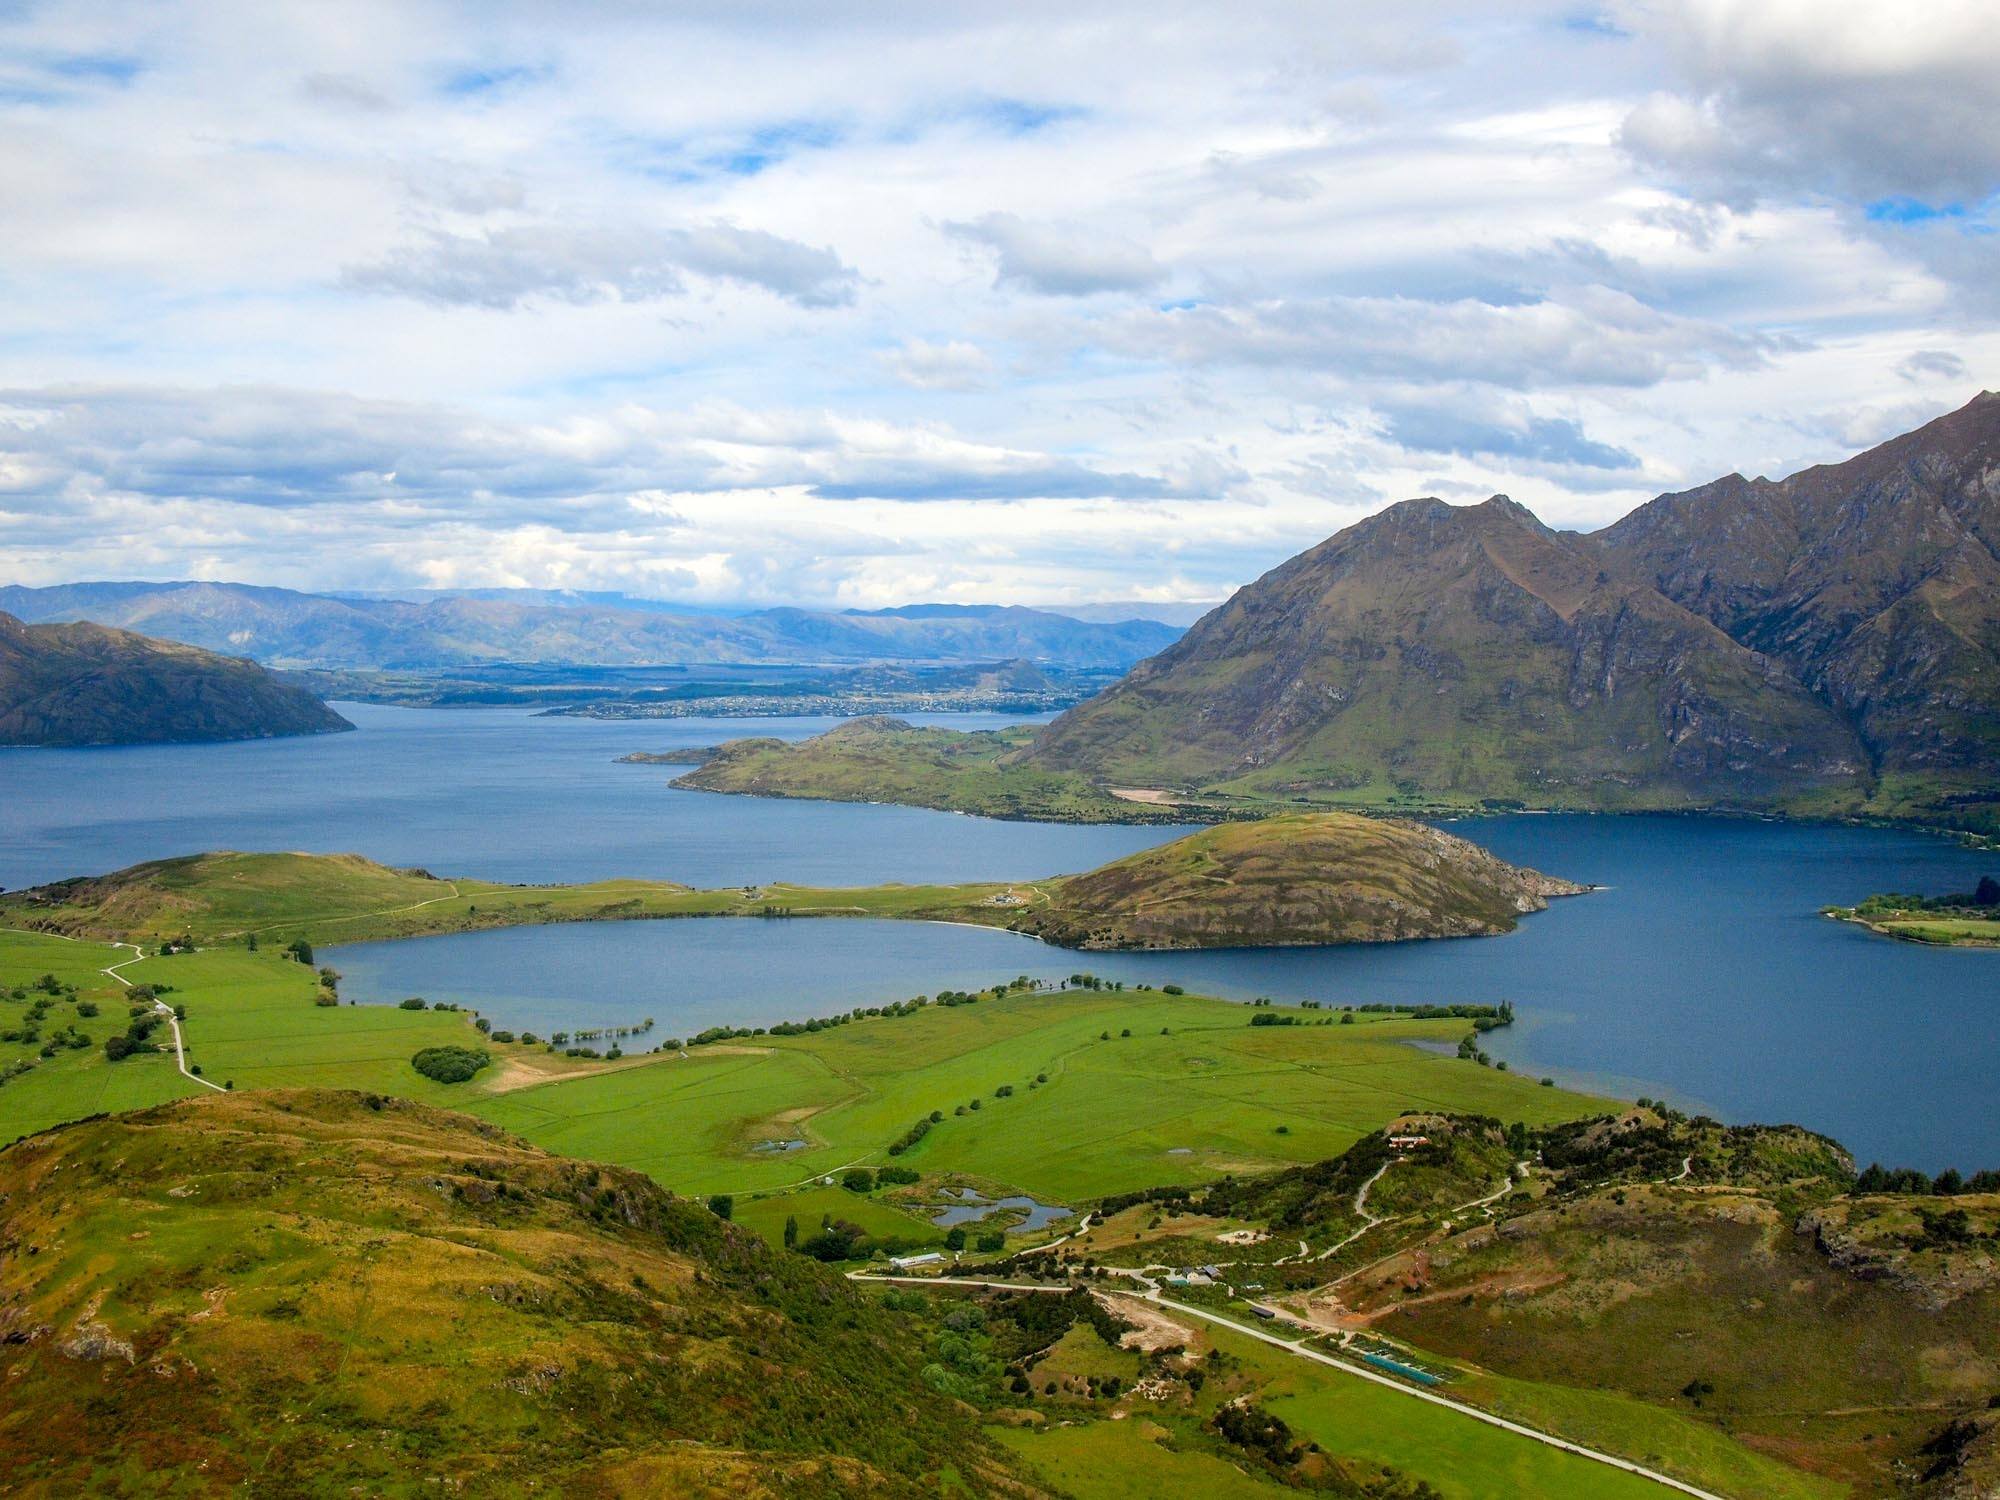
xmin=0 ymin=0 xmax=1996 ymax=609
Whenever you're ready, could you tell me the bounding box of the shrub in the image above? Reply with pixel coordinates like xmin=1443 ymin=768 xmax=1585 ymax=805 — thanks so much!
xmin=708 ymin=1194 xmax=734 ymax=1221
xmin=1161 ymin=984 xmax=1184 ymax=995
xmin=410 ymin=1045 xmax=491 ymax=1084
xmin=842 ymin=1168 xmax=876 ymax=1193
xmin=399 ymin=997 xmax=428 ymax=1010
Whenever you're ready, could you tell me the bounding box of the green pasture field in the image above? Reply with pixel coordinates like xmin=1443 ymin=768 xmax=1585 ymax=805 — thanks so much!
xmin=0 ymin=927 xmax=1608 ymax=1214
xmin=466 ymin=987 xmax=1605 ymax=1204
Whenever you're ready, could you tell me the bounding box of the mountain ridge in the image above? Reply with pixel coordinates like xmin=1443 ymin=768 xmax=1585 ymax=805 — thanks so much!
xmin=0 ymin=582 xmax=1183 ymax=671
xmin=1019 ymin=394 xmax=1998 ymax=829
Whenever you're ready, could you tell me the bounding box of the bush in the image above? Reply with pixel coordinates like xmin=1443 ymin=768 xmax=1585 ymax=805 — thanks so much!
xmin=409 ymin=1045 xmax=491 ymax=1083
xmin=842 ymin=1167 xmax=876 ymax=1193
xmin=708 ymin=1194 xmax=734 ymax=1221
xmin=104 ymin=1034 xmax=137 ymax=1062
xmin=399 ymin=997 xmax=428 ymax=1010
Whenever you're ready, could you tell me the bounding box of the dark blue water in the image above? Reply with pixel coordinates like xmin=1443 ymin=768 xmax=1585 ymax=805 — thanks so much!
xmin=8 ymin=704 xmax=1996 ymax=1170
xmin=1 ymin=703 xmax=1192 ymax=889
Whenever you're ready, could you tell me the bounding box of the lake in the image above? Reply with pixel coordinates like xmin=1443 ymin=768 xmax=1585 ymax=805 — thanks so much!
xmin=1 ymin=702 xmax=1191 ymax=890
xmin=7 ymin=704 xmax=1997 ymax=1171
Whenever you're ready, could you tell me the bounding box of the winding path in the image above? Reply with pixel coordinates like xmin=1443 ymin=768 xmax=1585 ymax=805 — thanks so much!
xmin=1318 ymin=1160 xmax=1394 ymax=1258
xmin=93 ymin=939 xmax=228 ymax=1094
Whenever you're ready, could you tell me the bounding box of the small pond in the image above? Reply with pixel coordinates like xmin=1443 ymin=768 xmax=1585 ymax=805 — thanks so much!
xmin=928 ymin=1187 xmax=1073 ymax=1232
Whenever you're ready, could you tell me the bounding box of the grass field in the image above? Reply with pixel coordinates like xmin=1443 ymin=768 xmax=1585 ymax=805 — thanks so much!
xmin=0 ymin=926 xmax=1609 ymax=1221
xmin=467 ymin=988 xmax=1603 ymax=1206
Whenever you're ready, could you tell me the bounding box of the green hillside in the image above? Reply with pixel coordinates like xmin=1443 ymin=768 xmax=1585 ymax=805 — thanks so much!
xmin=0 ymin=1090 xmax=1016 ymax=1497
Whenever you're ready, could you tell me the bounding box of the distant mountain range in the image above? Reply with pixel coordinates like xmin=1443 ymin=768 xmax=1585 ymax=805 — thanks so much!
xmin=1023 ymin=392 xmax=2000 ymax=830
xmin=0 ymin=610 xmax=351 ymax=747
xmin=1030 ymin=600 xmax=1221 ymax=627
xmin=0 ymin=585 xmax=1184 ymax=672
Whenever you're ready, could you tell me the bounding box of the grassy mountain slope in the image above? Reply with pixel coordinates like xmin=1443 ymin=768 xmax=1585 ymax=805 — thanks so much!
xmin=1013 ymin=811 xmax=1585 ymax=949
xmin=675 ymin=716 xmax=1171 ymax=821
xmin=0 ymin=1089 xmax=1020 ymax=1497
xmin=0 ymin=611 xmax=350 ymax=747
xmin=1021 ymin=495 xmax=1865 ymax=810
xmin=1184 ymin=1110 xmax=2000 ymax=1496
xmin=1339 ymin=1178 xmax=1996 ymax=1495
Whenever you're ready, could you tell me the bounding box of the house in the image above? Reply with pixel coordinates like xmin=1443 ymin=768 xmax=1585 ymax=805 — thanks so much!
xmin=1388 ymin=1135 xmax=1430 ymax=1151
xmin=889 ymin=1252 xmax=945 ymax=1271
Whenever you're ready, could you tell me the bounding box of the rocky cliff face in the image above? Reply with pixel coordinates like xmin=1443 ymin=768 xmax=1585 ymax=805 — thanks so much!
xmin=1025 ymin=395 xmax=2000 ymax=824
xmin=1596 ymin=391 xmax=2000 ymax=779
xmin=0 ymin=611 xmax=352 ymax=746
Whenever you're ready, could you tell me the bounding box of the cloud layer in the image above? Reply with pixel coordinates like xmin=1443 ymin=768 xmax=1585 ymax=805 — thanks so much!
xmin=0 ymin=0 xmax=1994 ymax=607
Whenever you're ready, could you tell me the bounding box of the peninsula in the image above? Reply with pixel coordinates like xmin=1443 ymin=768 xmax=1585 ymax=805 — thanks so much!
xmin=0 ymin=811 xmax=1583 ymax=953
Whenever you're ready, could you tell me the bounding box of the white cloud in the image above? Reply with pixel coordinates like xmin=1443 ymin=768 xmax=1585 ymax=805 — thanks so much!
xmin=879 ymin=338 xmax=994 ymax=391
xmin=943 ymin=212 xmax=1167 ymax=296
xmin=343 ymin=222 xmax=859 ymax=309
xmin=1100 ymin=286 xmax=1786 ymax=389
